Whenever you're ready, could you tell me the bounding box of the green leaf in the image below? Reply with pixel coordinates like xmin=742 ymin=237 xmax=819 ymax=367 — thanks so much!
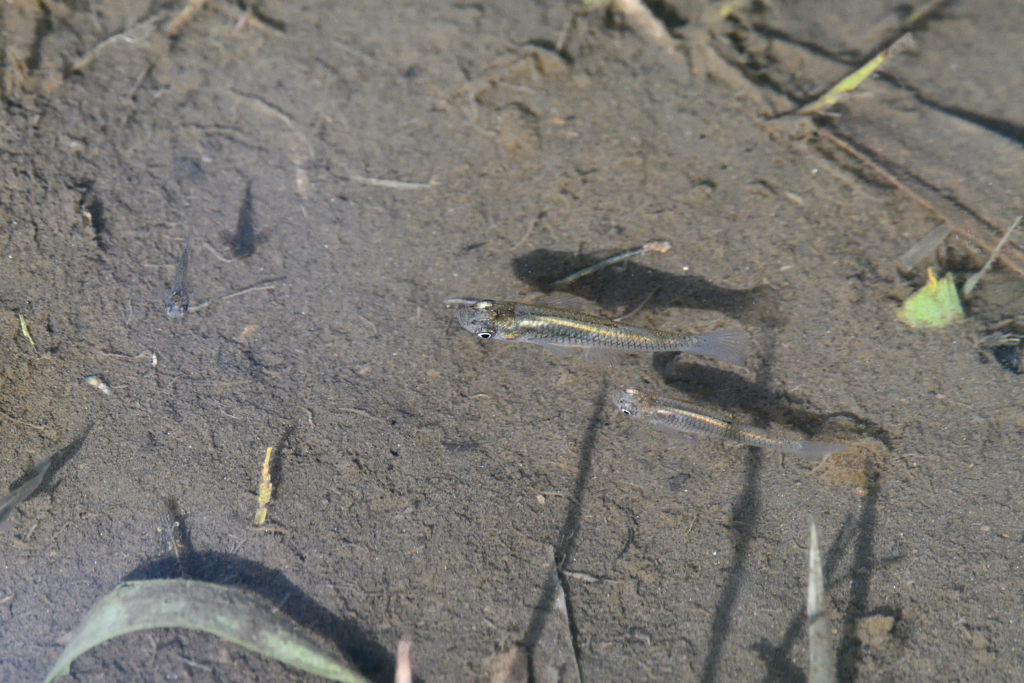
xmin=897 ymin=267 xmax=964 ymax=329
xmin=43 ymin=579 xmax=372 ymax=683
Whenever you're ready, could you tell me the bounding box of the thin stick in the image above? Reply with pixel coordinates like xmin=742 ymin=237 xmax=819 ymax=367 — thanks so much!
xmin=963 ymin=216 xmax=1023 ymax=298
xmin=199 ymin=240 xmax=238 ymax=263
xmin=345 ymin=175 xmax=436 ymax=190
xmin=612 ymin=0 xmax=678 ymax=55
xmin=614 ymin=289 xmax=658 ymax=321
xmin=191 ymin=279 xmax=283 ymax=311
xmin=511 ymin=216 xmax=539 ymax=250
xmin=551 ymin=240 xmax=671 ymax=288
xmin=0 ymin=410 xmax=46 ymax=430
xmin=336 ymin=407 xmax=378 ymax=420
xmin=71 ymin=16 xmax=161 ymax=72
xmin=221 ymin=284 xmax=276 ymax=301
xmin=165 ymin=0 xmax=209 ymax=38
xmin=212 ymin=0 xmax=283 ymax=36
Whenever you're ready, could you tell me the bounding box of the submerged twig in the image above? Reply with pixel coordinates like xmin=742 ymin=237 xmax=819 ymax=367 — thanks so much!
xmin=551 ymin=240 xmax=671 ymax=289
xmin=199 ymin=240 xmax=239 ymax=263
xmin=0 ymin=410 xmax=46 ymax=431
xmin=165 ymin=0 xmax=209 ymax=38
xmin=190 ymin=278 xmax=283 ymax=312
xmin=896 ymin=224 xmax=952 ymax=272
xmin=344 ymin=174 xmax=436 ymax=190
xmin=963 ymin=215 xmax=1023 ymax=298
xmin=610 ymin=0 xmax=678 ymax=56
xmin=613 ymin=289 xmax=658 ymax=321
xmin=71 ymin=16 xmax=162 ymax=72
xmin=817 ymin=129 xmax=1024 ymax=279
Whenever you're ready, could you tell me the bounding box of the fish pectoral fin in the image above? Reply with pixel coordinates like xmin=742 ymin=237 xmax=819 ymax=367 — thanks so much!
xmin=646 ymin=422 xmax=697 ymax=442
xmin=528 ymin=340 xmax=577 ymax=357
xmin=582 ymin=347 xmax=618 ymax=366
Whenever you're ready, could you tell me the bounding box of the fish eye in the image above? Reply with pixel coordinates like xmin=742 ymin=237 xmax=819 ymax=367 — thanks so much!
xmin=477 ymin=332 xmax=491 ymax=339
xmin=621 ymin=408 xmax=632 ymax=415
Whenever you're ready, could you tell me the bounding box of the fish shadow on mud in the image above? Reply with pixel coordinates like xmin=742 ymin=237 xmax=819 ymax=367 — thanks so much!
xmin=656 ymin=357 xmax=891 ymax=446
xmin=0 ymin=423 xmax=93 ymax=526
xmin=512 ymin=249 xmax=783 ymax=328
xmin=219 ymin=182 xmax=269 ymax=259
xmin=124 ymin=516 xmax=398 ymax=683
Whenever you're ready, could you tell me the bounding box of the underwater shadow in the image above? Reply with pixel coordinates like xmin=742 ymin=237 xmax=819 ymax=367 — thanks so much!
xmin=0 ymin=422 xmax=94 ymax=525
xmin=837 ymin=480 xmax=880 ymax=683
xmin=522 ymin=377 xmax=607 ymax=667
xmin=655 ymin=357 xmax=891 ymax=446
xmin=699 ymin=447 xmax=763 ymax=683
xmin=124 ymin=505 xmax=396 ymax=683
xmin=753 ymin=499 xmax=903 ymax=682
xmin=512 ymin=249 xmax=781 ymax=328
xmin=753 ymin=514 xmax=857 ymax=683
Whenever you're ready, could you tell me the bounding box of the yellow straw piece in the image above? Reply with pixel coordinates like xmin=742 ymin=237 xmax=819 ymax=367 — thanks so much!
xmin=719 ymin=0 xmax=751 ymax=18
xmin=18 ymin=314 xmax=34 ymax=346
xmin=254 ymin=447 xmax=273 ymax=526
xmin=798 ymin=34 xmax=913 ymax=115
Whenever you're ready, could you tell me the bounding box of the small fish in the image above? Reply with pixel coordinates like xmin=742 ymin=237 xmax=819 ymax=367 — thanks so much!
xmin=165 ymin=235 xmax=190 ymax=317
xmin=456 ymin=299 xmax=747 ymax=366
xmin=613 ymin=388 xmax=843 ymax=461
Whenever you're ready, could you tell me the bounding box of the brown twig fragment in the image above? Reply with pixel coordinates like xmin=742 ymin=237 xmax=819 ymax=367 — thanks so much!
xmin=71 ymin=16 xmax=161 ymax=72
xmin=816 ymin=128 xmax=1024 ymax=279
xmin=612 ymin=0 xmax=678 ymax=55
xmin=165 ymin=0 xmax=209 ymax=38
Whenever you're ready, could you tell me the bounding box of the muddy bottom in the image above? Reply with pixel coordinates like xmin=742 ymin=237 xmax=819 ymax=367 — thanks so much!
xmin=1 ymin=1 xmax=1023 ymax=681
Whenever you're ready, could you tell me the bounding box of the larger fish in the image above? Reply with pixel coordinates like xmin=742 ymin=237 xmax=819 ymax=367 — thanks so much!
xmin=456 ymin=299 xmax=747 ymax=366
xmin=613 ymin=388 xmax=843 ymax=460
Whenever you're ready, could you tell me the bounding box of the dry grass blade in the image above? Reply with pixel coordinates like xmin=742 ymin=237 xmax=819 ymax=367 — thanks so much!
xmin=807 ymin=517 xmax=836 ymax=683
xmin=797 ymin=34 xmax=915 ymax=115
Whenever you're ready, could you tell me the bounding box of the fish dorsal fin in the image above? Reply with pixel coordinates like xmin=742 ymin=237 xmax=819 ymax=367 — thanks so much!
xmin=533 ymin=292 xmax=589 ymax=312
xmin=614 ymin=321 xmax=656 ymax=335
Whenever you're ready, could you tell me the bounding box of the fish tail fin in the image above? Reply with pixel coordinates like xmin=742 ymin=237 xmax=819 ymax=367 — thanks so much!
xmin=789 ymin=440 xmax=846 ymax=462
xmin=686 ymin=329 xmax=749 ymax=367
